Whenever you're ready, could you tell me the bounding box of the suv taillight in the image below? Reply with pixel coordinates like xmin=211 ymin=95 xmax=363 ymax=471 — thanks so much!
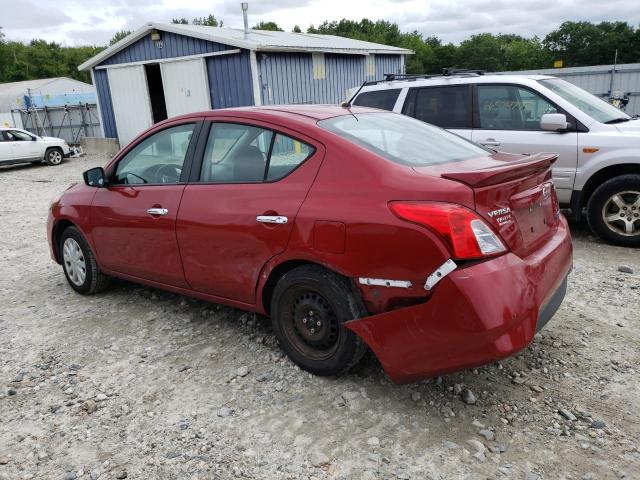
xmin=389 ymin=201 xmax=507 ymax=260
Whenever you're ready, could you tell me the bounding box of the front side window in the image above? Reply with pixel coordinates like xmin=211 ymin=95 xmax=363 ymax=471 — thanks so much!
xmin=353 ymin=89 xmax=401 ymax=111
xmin=539 ymin=78 xmax=630 ymax=124
xmin=113 ymin=123 xmax=195 ymax=185
xmin=199 ymin=123 xmax=314 ymax=183
xmin=319 ymin=112 xmax=490 ymax=167
xmin=404 ymin=86 xmax=471 ymax=128
xmin=5 ymin=130 xmax=34 ymax=141
xmin=477 ymin=85 xmax=557 ymax=131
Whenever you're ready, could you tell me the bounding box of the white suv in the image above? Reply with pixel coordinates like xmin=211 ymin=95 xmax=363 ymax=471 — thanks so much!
xmin=0 ymin=128 xmax=70 ymax=167
xmin=351 ymin=71 xmax=640 ymax=247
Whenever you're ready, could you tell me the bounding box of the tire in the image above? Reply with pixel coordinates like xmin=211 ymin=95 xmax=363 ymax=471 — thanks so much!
xmin=586 ymin=174 xmax=640 ymax=247
xmin=44 ymin=147 xmax=63 ymax=166
xmin=59 ymin=226 xmax=110 ymax=294
xmin=270 ymin=265 xmax=367 ymax=376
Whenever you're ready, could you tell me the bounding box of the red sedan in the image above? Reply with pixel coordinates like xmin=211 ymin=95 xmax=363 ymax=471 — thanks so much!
xmin=47 ymin=106 xmax=572 ymax=384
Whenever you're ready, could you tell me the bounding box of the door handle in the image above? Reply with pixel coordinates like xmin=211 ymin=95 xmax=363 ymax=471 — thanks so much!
xmin=256 ymin=215 xmax=288 ymax=224
xmin=479 ymin=138 xmax=501 ymax=147
xmin=147 ymin=208 xmax=169 ymax=216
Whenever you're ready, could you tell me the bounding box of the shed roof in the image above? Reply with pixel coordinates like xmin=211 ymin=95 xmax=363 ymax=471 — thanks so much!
xmin=79 ymin=22 xmax=413 ymax=71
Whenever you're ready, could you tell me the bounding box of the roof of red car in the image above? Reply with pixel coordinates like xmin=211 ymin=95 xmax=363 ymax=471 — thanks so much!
xmin=169 ymin=104 xmax=382 ymax=124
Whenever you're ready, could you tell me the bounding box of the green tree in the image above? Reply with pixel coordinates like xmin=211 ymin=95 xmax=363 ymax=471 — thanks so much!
xmin=109 ymin=30 xmax=131 ymax=45
xmin=192 ymin=14 xmax=223 ymax=27
xmin=171 ymin=17 xmax=189 ymax=24
xmin=292 ymin=25 xmax=302 ymax=33
xmin=253 ymin=21 xmax=283 ymax=31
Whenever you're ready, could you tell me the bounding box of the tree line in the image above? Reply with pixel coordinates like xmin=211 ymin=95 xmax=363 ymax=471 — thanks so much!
xmin=1 ymin=19 xmax=639 ymax=85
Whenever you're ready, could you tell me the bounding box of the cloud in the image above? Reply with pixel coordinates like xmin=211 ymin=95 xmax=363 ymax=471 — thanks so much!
xmin=3 ymin=0 xmax=640 ymax=47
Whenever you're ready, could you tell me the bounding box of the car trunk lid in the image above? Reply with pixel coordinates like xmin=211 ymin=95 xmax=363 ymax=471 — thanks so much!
xmin=415 ymin=152 xmax=560 ymax=256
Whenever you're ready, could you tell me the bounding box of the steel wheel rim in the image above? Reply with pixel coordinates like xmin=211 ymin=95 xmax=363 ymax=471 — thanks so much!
xmin=602 ymin=190 xmax=640 ymax=237
xmin=62 ymin=238 xmax=87 ymax=286
xmin=280 ymin=287 xmax=341 ymax=361
xmin=49 ymin=151 xmax=62 ymax=164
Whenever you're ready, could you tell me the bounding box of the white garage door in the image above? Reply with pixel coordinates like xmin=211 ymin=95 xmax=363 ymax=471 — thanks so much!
xmin=161 ymin=58 xmax=211 ymax=117
xmin=107 ymin=65 xmax=153 ymax=146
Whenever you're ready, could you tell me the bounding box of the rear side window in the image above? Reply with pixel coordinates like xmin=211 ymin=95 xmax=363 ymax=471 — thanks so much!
xmin=403 ymin=86 xmax=471 ymax=128
xmin=199 ymin=123 xmax=314 ymax=183
xmin=353 ymin=89 xmax=401 ymax=111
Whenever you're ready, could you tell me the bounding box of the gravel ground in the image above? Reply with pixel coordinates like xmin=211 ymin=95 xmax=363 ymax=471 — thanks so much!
xmin=1 ymin=155 xmax=639 ymax=480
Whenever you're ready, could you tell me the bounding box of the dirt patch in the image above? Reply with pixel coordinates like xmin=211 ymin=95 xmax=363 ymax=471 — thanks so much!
xmin=0 ymin=156 xmax=638 ymax=479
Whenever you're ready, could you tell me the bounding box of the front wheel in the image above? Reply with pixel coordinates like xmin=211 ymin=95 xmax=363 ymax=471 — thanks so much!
xmin=270 ymin=265 xmax=367 ymax=376
xmin=59 ymin=226 xmax=110 ymax=294
xmin=44 ymin=148 xmax=63 ymax=166
xmin=586 ymin=174 xmax=640 ymax=247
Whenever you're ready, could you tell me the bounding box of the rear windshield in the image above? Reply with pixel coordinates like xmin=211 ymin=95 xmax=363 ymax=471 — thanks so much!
xmin=319 ymin=112 xmax=490 ymax=167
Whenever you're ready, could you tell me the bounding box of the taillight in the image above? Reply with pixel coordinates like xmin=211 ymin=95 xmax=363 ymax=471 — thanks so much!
xmin=389 ymin=201 xmax=507 ymax=260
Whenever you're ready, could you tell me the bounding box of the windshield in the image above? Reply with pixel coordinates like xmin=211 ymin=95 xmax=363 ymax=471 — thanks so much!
xmin=319 ymin=112 xmax=490 ymax=167
xmin=539 ymin=78 xmax=630 ymax=124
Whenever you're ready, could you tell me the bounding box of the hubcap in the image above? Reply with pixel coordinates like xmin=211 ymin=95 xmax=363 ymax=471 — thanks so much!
xmin=62 ymin=238 xmax=86 ymax=286
xmin=602 ymin=191 xmax=640 ymax=237
xmin=49 ymin=151 xmax=62 ymax=164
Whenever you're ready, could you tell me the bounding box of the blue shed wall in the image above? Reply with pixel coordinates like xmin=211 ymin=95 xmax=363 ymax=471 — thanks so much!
xmin=97 ymin=31 xmax=235 ymax=66
xmin=93 ymin=69 xmax=117 ymax=138
xmin=258 ymin=53 xmax=404 ymax=105
xmin=206 ymin=50 xmax=254 ymax=108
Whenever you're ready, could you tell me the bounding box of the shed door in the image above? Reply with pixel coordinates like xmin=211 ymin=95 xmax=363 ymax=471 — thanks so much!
xmin=107 ymin=65 xmax=153 ymax=146
xmin=161 ymin=59 xmax=211 ymax=117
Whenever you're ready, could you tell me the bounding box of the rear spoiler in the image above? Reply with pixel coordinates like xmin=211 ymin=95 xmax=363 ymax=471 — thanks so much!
xmin=440 ymin=153 xmax=558 ymax=188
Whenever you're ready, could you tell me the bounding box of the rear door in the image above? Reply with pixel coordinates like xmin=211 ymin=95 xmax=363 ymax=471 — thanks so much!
xmin=470 ymin=84 xmax=578 ymax=204
xmin=402 ymin=85 xmax=473 ymax=140
xmin=176 ymin=120 xmax=324 ymax=304
xmin=91 ymin=121 xmax=201 ymax=287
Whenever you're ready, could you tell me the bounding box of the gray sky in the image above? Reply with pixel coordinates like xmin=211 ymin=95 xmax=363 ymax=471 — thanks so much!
xmin=2 ymin=0 xmax=640 ymax=46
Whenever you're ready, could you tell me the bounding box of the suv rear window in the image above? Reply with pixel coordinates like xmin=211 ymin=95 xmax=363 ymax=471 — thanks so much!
xmin=319 ymin=112 xmax=489 ymax=167
xmin=403 ymin=86 xmax=471 ymax=128
xmin=353 ymin=89 xmax=401 ymax=111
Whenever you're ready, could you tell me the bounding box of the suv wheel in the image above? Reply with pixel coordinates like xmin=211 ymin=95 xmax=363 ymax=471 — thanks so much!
xmin=270 ymin=265 xmax=367 ymax=376
xmin=587 ymin=174 xmax=640 ymax=247
xmin=45 ymin=148 xmax=63 ymax=166
xmin=60 ymin=226 xmax=110 ymax=294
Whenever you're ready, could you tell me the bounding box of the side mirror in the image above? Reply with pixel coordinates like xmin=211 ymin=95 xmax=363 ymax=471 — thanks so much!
xmin=83 ymin=167 xmax=107 ymax=187
xmin=540 ymin=113 xmax=568 ymax=132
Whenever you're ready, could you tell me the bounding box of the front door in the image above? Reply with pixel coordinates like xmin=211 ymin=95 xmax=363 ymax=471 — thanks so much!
xmin=161 ymin=58 xmax=211 ymax=117
xmin=4 ymin=129 xmax=40 ymax=160
xmin=177 ymin=121 xmax=323 ymax=304
xmin=471 ymin=84 xmax=578 ymax=204
xmin=91 ymin=122 xmax=198 ymax=287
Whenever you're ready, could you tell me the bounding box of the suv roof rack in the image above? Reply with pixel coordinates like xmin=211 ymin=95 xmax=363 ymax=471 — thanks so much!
xmin=379 ymin=68 xmax=485 ymax=84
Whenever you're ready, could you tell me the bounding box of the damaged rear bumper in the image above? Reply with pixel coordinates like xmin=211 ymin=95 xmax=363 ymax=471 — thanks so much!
xmin=345 ymin=218 xmax=573 ymax=384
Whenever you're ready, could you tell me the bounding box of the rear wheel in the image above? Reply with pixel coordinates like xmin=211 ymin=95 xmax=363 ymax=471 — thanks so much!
xmin=587 ymin=174 xmax=640 ymax=247
xmin=270 ymin=265 xmax=367 ymax=376
xmin=44 ymin=148 xmax=63 ymax=166
xmin=60 ymin=226 xmax=109 ymax=294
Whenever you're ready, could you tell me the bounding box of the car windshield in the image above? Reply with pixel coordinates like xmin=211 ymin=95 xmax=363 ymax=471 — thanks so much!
xmin=538 ymin=78 xmax=630 ymax=124
xmin=319 ymin=112 xmax=490 ymax=167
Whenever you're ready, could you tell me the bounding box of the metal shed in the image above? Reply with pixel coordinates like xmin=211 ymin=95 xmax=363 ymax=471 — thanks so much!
xmin=79 ymin=23 xmax=411 ymax=146
xmin=499 ymin=63 xmax=640 ymax=115
xmin=0 ymin=77 xmax=101 ymax=143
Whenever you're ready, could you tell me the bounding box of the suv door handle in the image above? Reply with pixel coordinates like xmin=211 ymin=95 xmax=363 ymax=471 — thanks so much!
xmin=256 ymin=215 xmax=288 ymax=224
xmin=147 ymin=208 xmax=169 ymax=216
xmin=479 ymin=138 xmax=501 ymax=147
